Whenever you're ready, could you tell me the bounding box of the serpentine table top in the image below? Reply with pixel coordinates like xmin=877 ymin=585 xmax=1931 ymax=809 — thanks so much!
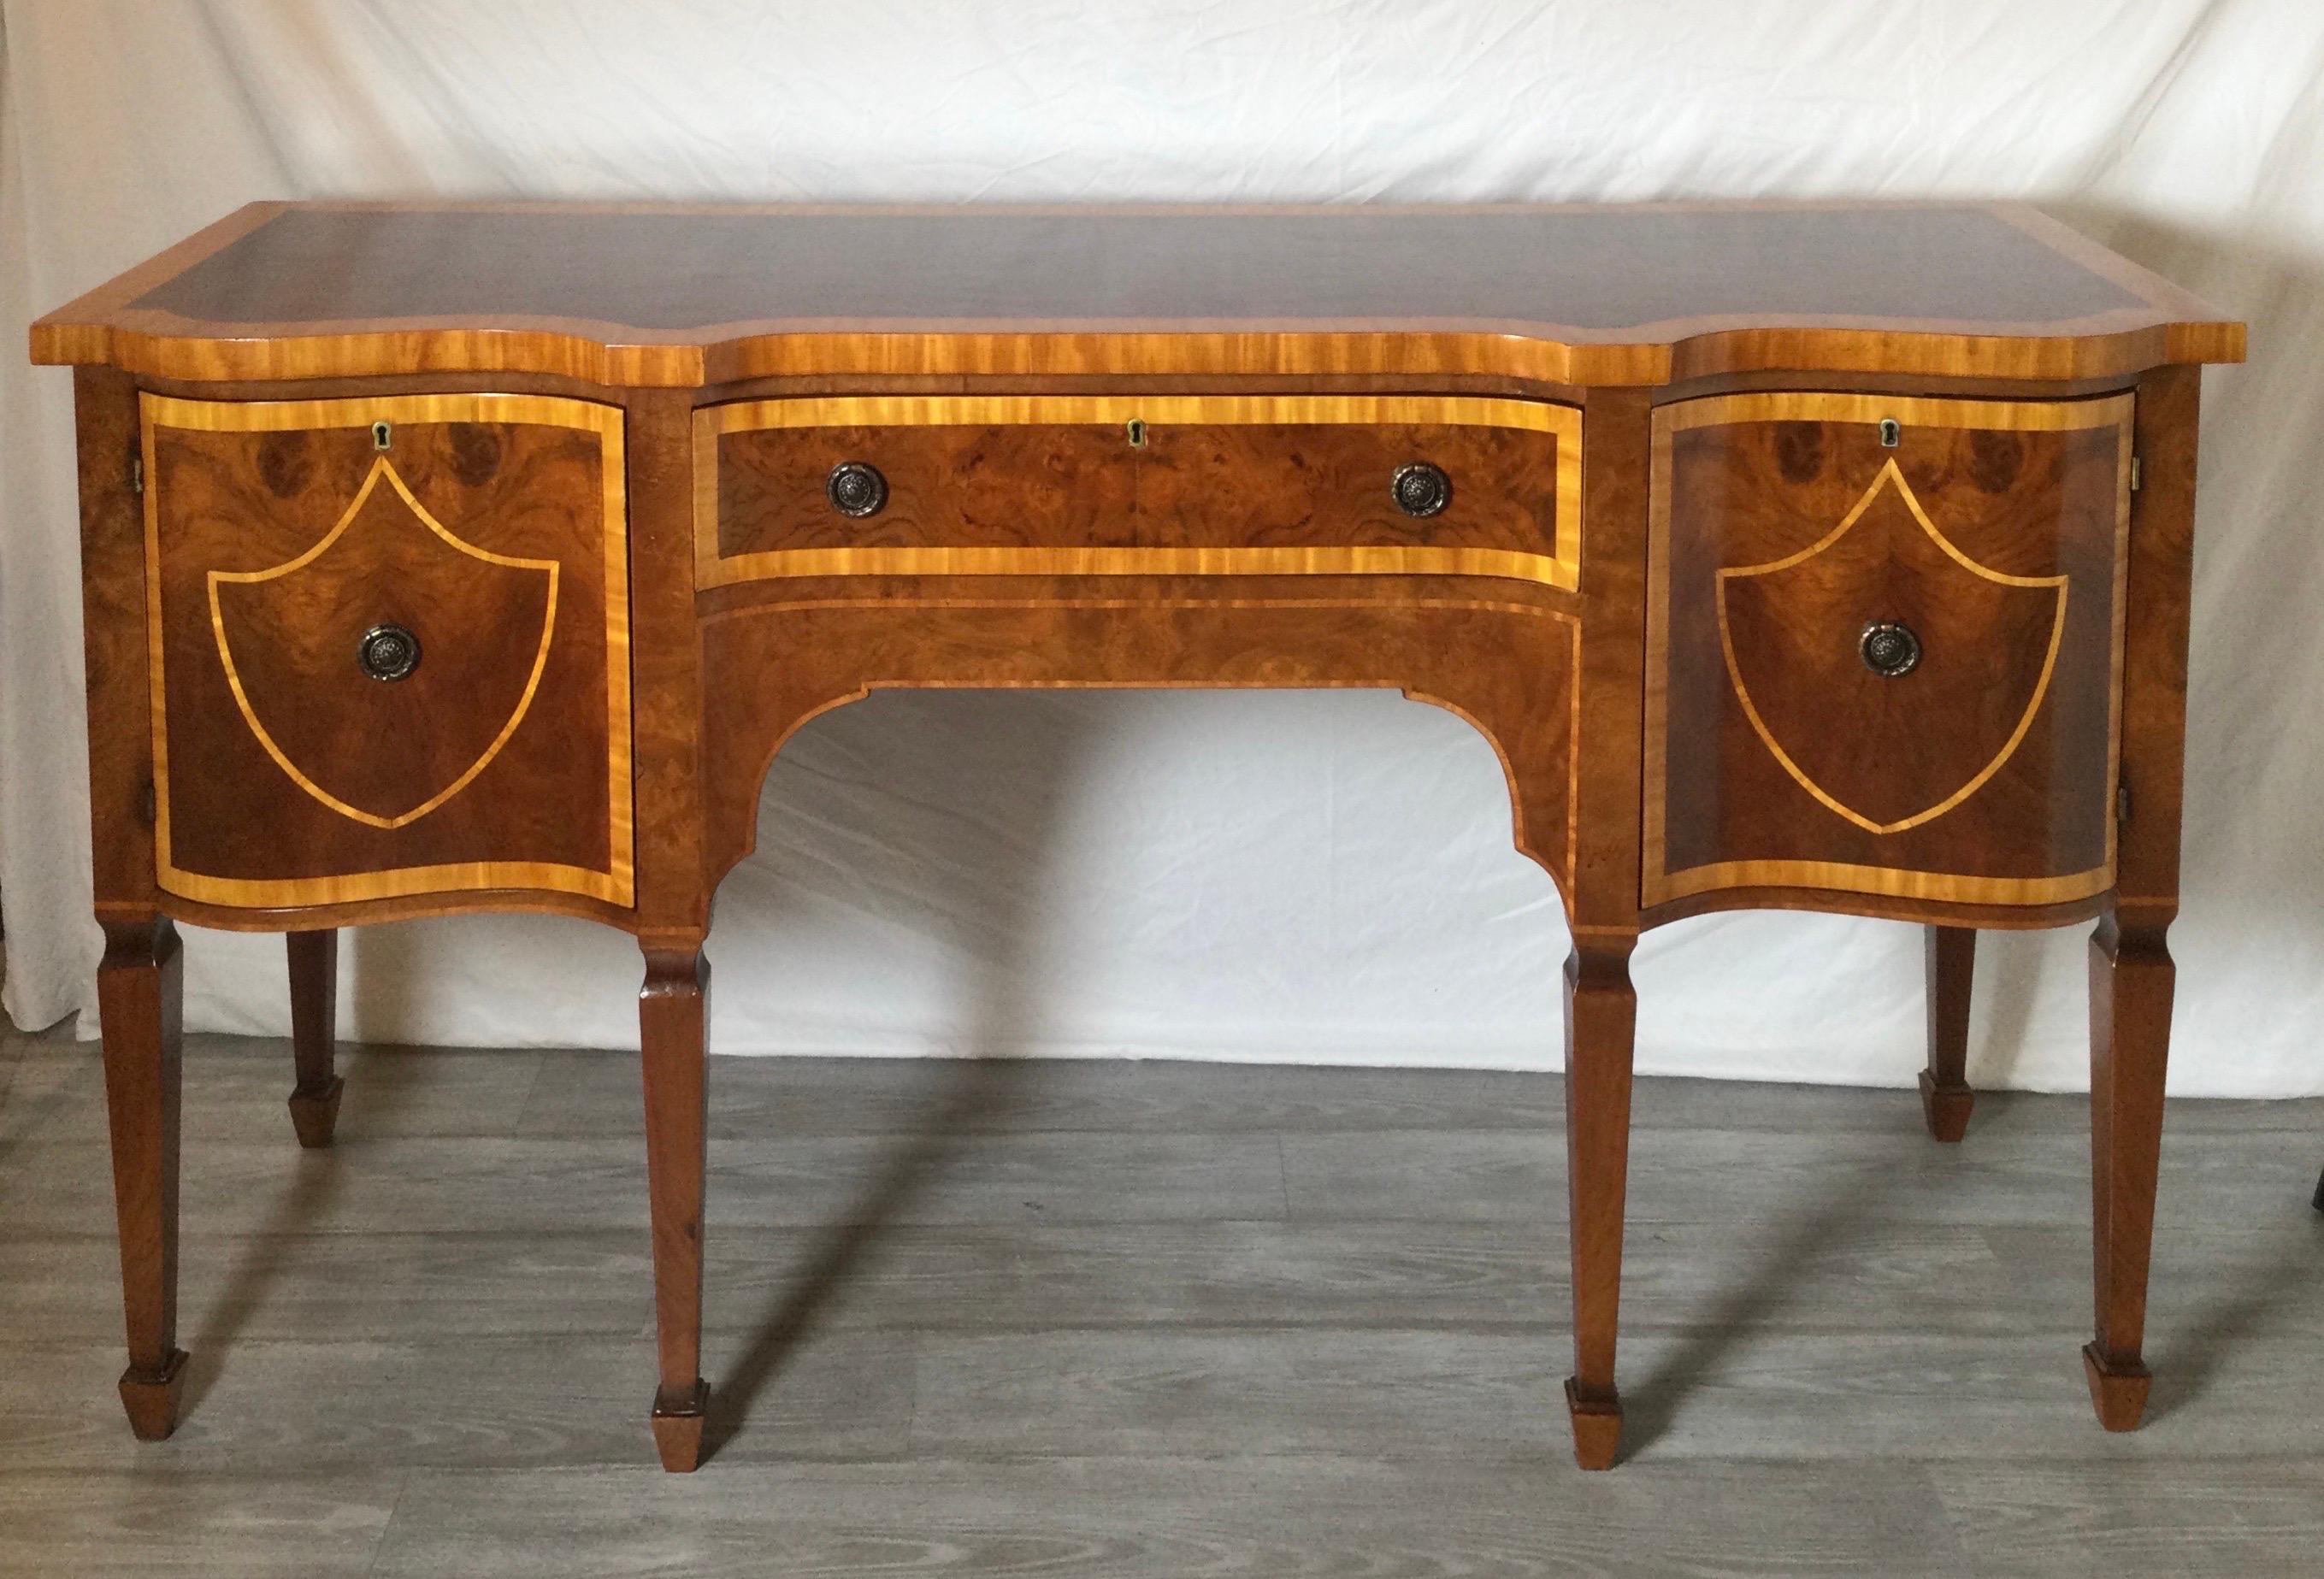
xmin=34 ymin=198 xmax=2240 ymax=386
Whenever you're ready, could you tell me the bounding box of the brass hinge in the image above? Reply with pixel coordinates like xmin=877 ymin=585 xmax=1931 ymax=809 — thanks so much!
xmin=128 ymin=454 xmax=144 ymax=496
xmin=2129 ymin=457 xmax=2141 ymax=492
xmin=2117 ymin=783 xmax=2132 ymax=824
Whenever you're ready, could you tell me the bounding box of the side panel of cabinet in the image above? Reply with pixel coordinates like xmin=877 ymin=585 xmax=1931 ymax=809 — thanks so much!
xmin=1645 ymin=392 xmax=2132 ymax=909
xmin=145 ymin=392 xmax=633 ymax=907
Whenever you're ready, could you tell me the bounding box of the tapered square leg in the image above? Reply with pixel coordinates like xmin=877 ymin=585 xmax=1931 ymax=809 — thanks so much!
xmin=2073 ymin=362 xmax=2198 ymax=1433
xmin=1563 ymin=943 xmax=1636 ymax=1471
xmin=285 ymin=928 xmax=344 ymax=1148
xmin=97 ymin=916 xmax=188 ymax=1441
xmin=2085 ymin=911 xmax=2172 ymax=1433
xmin=1920 ymin=926 xmax=1975 ymax=1142
xmin=640 ymin=946 xmax=711 ymax=1471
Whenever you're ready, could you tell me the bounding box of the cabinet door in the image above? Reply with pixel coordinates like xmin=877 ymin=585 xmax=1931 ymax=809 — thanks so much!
xmin=1645 ymin=392 xmax=2132 ymax=910
xmin=143 ymin=392 xmax=632 ymax=908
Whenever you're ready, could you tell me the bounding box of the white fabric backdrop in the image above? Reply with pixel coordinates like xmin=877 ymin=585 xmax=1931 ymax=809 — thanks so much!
xmin=3 ymin=0 xmax=2320 ymax=1096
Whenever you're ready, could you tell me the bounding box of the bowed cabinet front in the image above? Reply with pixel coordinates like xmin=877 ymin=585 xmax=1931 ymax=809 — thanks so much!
xmin=1645 ymin=392 xmax=2134 ymax=912
xmin=141 ymin=393 xmax=634 ymax=909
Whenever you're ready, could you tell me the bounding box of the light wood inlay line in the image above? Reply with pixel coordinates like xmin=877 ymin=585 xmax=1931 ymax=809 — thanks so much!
xmin=141 ymin=392 xmax=635 ymax=909
xmin=1650 ymin=857 xmax=2116 ymax=908
xmin=714 ymin=544 xmax=1574 ymax=586
xmin=1658 ymin=391 xmax=2138 ymax=435
xmin=1714 ymin=459 xmax=2070 ymax=837
xmin=153 ymin=861 xmax=640 ymax=910
xmin=693 ymin=394 xmax=1584 ymax=593
xmin=143 ymin=392 xmax=618 ymax=437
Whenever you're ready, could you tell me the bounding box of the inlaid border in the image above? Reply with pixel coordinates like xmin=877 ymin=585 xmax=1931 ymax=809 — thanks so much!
xmin=692 ymin=394 xmax=1583 ymax=592
xmin=1643 ymin=390 xmax=2135 ymax=908
xmin=142 ymin=392 xmax=634 ymax=908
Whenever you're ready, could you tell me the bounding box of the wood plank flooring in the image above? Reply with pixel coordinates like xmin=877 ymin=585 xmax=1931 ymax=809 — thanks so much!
xmin=3 ymin=1024 xmax=2320 ymax=1576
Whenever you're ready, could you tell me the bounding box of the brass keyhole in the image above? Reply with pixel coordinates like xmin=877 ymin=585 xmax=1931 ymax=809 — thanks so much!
xmin=1125 ymin=417 xmax=1148 ymax=449
xmin=372 ymin=421 xmax=393 ymax=451
xmin=1879 ymin=418 xmax=1901 ymax=448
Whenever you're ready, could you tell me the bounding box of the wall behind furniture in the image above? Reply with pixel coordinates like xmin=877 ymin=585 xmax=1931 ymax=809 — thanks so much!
xmin=4 ymin=0 xmax=2319 ymax=1095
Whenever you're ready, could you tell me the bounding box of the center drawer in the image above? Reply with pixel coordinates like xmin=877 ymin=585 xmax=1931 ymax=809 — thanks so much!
xmin=693 ymin=395 xmax=1580 ymax=591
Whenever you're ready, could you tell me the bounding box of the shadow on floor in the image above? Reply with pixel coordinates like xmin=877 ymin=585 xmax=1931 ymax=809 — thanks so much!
xmin=700 ymin=1053 xmax=1033 ymax=1458
xmin=1619 ymin=1093 xmax=1923 ymax=1458
xmin=702 ymin=692 xmax=1098 ymax=1461
xmin=182 ymin=1039 xmax=429 ymax=1414
xmin=2148 ymin=1162 xmax=2324 ymax=1423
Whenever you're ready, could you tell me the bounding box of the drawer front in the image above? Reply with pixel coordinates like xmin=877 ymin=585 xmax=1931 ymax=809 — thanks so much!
xmin=143 ymin=393 xmax=632 ymax=907
xmin=697 ymin=395 xmax=1580 ymax=591
xmin=1646 ymin=392 xmax=2132 ymax=908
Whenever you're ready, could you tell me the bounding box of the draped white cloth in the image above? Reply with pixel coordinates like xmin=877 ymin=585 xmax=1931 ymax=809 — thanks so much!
xmin=3 ymin=1 xmax=2319 ymax=1095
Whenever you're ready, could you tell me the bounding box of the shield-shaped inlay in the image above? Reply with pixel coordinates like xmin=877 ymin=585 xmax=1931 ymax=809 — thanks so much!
xmin=1714 ymin=460 xmax=2067 ymax=834
xmin=209 ymin=458 xmax=560 ymax=829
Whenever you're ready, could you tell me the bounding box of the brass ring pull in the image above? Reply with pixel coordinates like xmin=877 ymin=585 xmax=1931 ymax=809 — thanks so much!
xmin=357 ymin=623 xmax=421 ymax=682
xmin=1391 ymin=462 xmax=1451 ymax=518
xmin=826 ymin=461 xmax=888 ymax=518
xmin=1859 ymin=622 xmax=1920 ymax=679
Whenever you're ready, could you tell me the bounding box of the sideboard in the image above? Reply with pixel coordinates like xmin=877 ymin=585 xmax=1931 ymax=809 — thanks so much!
xmin=30 ymin=201 xmax=2244 ymax=1470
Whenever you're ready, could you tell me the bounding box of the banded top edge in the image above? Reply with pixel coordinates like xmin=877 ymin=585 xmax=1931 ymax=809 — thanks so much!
xmin=32 ymin=200 xmax=2245 ymax=386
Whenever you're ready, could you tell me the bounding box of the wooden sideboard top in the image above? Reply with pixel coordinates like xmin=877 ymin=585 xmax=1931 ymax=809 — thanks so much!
xmin=32 ymin=199 xmax=2242 ymax=388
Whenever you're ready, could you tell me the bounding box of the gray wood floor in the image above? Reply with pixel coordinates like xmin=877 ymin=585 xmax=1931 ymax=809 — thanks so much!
xmin=2 ymin=1021 xmax=2321 ymax=1576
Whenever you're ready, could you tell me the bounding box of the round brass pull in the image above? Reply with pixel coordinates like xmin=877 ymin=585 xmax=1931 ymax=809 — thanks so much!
xmin=1390 ymin=462 xmax=1452 ymax=518
xmin=1860 ymin=622 xmax=1921 ymax=679
xmin=826 ymin=461 xmax=888 ymax=518
xmin=358 ymin=623 xmax=421 ymax=682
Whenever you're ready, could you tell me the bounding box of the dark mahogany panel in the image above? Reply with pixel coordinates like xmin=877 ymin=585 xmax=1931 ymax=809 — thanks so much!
xmin=145 ymin=394 xmax=630 ymax=907
xmin=1646 ymin=392 xmax=2131 ymax=910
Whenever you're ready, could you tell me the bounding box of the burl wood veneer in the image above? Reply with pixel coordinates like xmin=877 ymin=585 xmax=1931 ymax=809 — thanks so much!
xmin=702 ymin=396 xmax=1580 ymax=589
xmin=1646 ymin=392 xmax=2132 ymax=910
xmin=142 ymin=392 xmax=631 ymax=909
xmin=31 ymin=200 xmax=2243 ymax=1474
